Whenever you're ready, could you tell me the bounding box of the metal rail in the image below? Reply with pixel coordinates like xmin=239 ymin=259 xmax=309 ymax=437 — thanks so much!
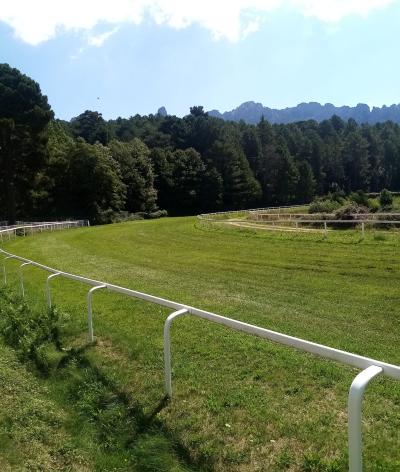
xmin=201 ymin=216 xmax=400 ymax=238
xmin=1 ymin=222 xmax=399 ymax=470
xmin=0 ymin=221 xmax=87 ymax=243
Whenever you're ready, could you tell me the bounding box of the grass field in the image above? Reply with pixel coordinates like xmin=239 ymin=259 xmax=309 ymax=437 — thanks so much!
xmin=1 ymin=217 xmax=399 ymax=471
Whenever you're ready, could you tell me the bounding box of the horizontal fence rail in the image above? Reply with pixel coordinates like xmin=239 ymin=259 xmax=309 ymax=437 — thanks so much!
xmin=199 ymin=207 xmax=400 ymax=238
xmin=0 ymin=220 xmax=89 ymax=242
xmin=0 ymin=222 xmax=399 ymax=471
xmin=199 ymin=204 xmax=308 ymax=219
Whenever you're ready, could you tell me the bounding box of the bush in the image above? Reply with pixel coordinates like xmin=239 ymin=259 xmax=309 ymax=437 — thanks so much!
xmin=145 ymin=209 xmax=168 ymax=219
xmin=0 ymin=288 xmax=63 ymax=373
xmin=349 ymin=190 xmax=369 ymax=206
xmin=379 ymin=189 xmax=393 ymax=208
xmin=334 ymin=204 xmax=369 ymax=220
xmin=329 ymin=187 xmax=346 ymax=204
xmin=368 ymin=199 xmax=380 ymax=213
xmin=309 ymin=198 xmax=341 ymax=214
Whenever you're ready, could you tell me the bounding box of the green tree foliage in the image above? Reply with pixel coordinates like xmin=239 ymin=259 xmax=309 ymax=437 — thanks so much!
xmin=64 ymin=139 xmax=126 ymax=223
xmin=296 ymin=160 xmax=316 ymax=203
xmin=6 ymin=65 xmax=400 ymax=223
xmin=109 ymin=139 xmax=157 ymax=213
xmin=150 ymin=147 xmax=206 ymax=214
xmin=199 ymin=167 xmax=224 ymax=212
xmin=255 ymin=144 xmax=299 ymax=205
xmin=189 ymin=106 xmax=206 ymax=117
xmin=207 ymin=140 xmax=262 ymax=209
xmin=31 ymin=120 xmax=74 ymax=217
xmin=379 ymin=188 xmax=393 ymax=207
xmin=342 ymin=131 xmax=370 ymax=191
xmin=70 ymin=110 xmax=111 ymax=145
xmin=241 ymin=125 xmax=261 ymax=161
xmin=349 ymin=189 xmax=369 ymax=206
xmin=185 ymin=112 xmax=223 ymax=155
xmin=0 ymin=63 xmax=53 ymax=222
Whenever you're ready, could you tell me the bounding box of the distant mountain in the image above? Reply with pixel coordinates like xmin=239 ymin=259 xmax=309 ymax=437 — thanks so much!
xmin=157 ymin=106 xmax=168 ymax=117
xmin=208 ymin=101 xmax=400 ymax=124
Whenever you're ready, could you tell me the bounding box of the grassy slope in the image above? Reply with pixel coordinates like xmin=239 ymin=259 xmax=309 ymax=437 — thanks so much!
xmin=0 ymin=339 xmax=91 ymax=471
xmin=1 ymin=218 xmax=400 ymax=471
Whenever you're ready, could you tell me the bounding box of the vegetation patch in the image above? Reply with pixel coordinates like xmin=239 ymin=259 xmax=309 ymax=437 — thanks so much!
xmin=0 ymin=287 xmax=195 ymax=471
xmin=0 ymin=337 xmax=89 ymax=470
xmin=2 ymin=218 xmax=399 ymax=470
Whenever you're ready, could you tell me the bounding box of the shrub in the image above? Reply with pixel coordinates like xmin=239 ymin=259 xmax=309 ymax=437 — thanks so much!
xmin=379 ymin=189 xmax=393 ymax=208
xmin=0 ymin=288 xmax=63 ymax=373
xmin=368 ymin=199 xmax=380 ymax=213
xmin=329 ymin=188 xmax=346 ymax=204
xmin=334 ymin=204 xmax=369 ymax=220
xmin=349 ymin=190 xmax=369 ymax=207
xmin=309 ymin=198 xmax=341 ymax=214
xmin=145 ymin=209 xmax=168 ymax=219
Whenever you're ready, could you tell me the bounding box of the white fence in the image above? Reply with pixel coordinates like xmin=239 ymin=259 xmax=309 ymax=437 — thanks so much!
xmin=199 ymin=208 xmax=400 ymax=237
xmin=0 ymin=222 xmax=399 ymax=471
xmin=199 ymin=204 xmax=308 ymax=219
xmin=0 ymin=220 xmax=89 ymax=242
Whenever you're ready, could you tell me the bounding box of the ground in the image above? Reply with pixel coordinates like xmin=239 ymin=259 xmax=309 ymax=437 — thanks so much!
xmin=0 ymin=217 xmax=399 ymax=471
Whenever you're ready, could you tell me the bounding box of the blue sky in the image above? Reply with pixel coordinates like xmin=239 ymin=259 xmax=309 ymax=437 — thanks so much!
xmin=1 ymin=0 xmax=399 ymax=120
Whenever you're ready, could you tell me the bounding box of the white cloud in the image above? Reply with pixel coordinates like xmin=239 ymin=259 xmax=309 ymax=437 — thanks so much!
xmin=0 ymin=0 xmax=396 ymax=45
xmin=292 ymin=0 xmax=395 ymax=22
xmin=88 ymin=27 xmax=119 ymax=47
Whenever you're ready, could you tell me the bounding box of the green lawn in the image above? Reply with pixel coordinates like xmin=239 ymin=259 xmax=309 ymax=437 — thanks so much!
xmin=0 ymin=338 xmax=90 ymax=471
xmin=1 ymin=217 xmax=399 ymax=471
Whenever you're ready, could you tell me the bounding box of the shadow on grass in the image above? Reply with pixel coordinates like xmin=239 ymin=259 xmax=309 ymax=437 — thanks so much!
xmin=55 ymin=340 xmax=213 ymax=472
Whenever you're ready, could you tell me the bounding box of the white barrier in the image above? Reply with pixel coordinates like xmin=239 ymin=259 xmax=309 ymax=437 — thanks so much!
xmin=0 ymin=220 xmax=88 ymax=243
xmin=200 ymin=213 xmax=400 ymax=238
xmin=0 ymin=222 xmax=399 ymax=471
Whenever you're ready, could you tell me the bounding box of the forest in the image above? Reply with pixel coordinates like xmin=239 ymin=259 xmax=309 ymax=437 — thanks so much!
xmin=2 ymin=63 xmax=400 ymax=223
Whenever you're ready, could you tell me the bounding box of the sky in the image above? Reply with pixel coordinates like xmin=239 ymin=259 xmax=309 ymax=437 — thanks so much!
xmin=1 ymin=0 xmax=400 ymax=120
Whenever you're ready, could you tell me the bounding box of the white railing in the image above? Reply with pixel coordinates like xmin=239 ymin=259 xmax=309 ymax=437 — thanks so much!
xmin=199 ymin=204 xmax=308 ymax=219
xmin=200 ymin=213 xmax=400 ymax=237
xmin=0 ymin=222 xmax=399 ymax=471
xmin=0 ymin=220 xmax=89 ymax=242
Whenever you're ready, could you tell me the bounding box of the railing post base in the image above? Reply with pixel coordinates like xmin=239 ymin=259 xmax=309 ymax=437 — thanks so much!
xmin=348 ymin=365 xmax=383 ymax=472
xmin=164 ymin=309 xmax=188 ymax=398
xmin=87 ymin=285 xmax=107 ymax=342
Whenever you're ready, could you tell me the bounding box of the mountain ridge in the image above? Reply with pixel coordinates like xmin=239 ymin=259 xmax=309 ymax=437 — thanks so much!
xmin=207 ymin=101 xmax=400 ymax=124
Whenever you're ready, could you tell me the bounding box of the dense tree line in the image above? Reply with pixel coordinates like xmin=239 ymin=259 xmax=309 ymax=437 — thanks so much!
xmin=2 ymin=64 xmax=400 ymax=224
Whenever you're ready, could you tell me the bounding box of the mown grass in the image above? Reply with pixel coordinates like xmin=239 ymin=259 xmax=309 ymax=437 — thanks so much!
xmin=1 ymin=217 xmax=400 ymax=471
xmin=0 ymin=332 xmax=89 ymax=471
xmin=0 ymin=287 xmax=194 ymax=471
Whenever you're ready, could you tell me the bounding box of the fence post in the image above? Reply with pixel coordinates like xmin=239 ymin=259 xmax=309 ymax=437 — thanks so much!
xmin=3 ymin=256 xmax=15 ymax=285
xmin=46 ymin=272 xmax=62 ymax=308
xmin=348 ymin=365 xmax=383 ymax=472
xmin=20 ymin=262 xmax=32 ymax=298
xmin=361 ymin=222 xmax=365 ymax=239
xmin=164 ymin=308 xmax=189 ymax=397
xmin=87 ymin=285 xmax=107 ymax=342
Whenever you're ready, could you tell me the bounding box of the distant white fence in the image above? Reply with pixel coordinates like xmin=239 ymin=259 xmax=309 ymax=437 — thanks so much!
xmin=243 ymin=218 xmax=400 ymax=237
xmin=199 ymin=207 xmax=400 ymax=237
xmin=0 ymin=220 xmax=89 ymax=242
xmin=199 ymin=204 xmax=308 ymax=219
xmin=0 ymin=222 xmax=399 ymax=471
